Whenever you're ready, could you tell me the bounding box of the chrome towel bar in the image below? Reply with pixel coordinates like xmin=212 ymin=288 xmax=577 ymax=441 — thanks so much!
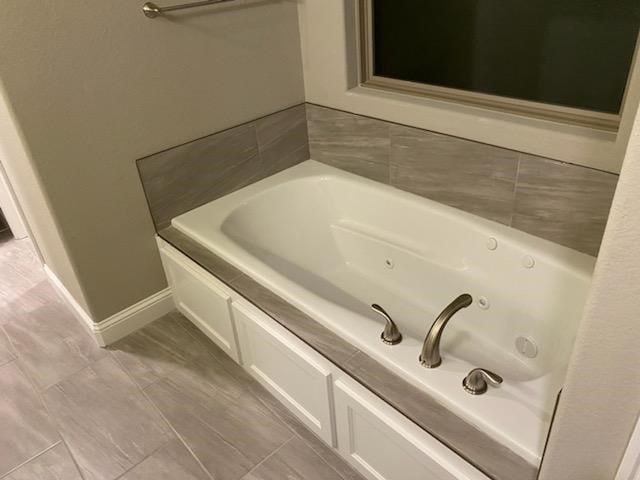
xmin=142 ymin=0 xmax=235 ymax=18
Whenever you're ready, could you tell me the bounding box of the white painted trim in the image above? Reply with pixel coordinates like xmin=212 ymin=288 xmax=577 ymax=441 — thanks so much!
xmin=617 ymin=415 xmax=640 ymax=480
xmin=44 ymin=264 xmax=174 ymax=346
xmin=95 ymin=288 xmax=174 ymax=346
xmin=44 ymin=264 xmax=95 ymax=329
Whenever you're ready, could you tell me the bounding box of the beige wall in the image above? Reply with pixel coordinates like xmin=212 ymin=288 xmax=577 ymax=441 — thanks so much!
xmin=0 ymin=84 xmax=89 ymax=311
xmin=297 ymin=0 xmax=640 ymax=173
xmin=539 ymin=97 xmax=640 ymax=479
xmin=0 ymin=0 xmax=305 ymax=320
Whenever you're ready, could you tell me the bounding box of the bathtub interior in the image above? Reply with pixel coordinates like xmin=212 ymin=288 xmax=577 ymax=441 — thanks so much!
xmin=219 ymin=173 xmax=594 ymax=385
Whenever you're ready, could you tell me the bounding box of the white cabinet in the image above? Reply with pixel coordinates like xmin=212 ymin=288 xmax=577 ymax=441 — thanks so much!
xmin=233 ymin=300 xmax=336 ymax=446
xmin=157 ymin=239 xmax=494 ymax=480
xmin=159 ymin=242 xmax=240 ymax=362
xmin=334 ymin=377 xmax=490 ymax=480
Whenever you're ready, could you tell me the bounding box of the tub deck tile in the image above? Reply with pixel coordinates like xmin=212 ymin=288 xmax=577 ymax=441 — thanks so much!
xmin=344 ymin=352 xmax=538 ymax=480
xmin=228 ymin=272 xmax=360 ymax=366
xmin=160 ymin=227 xmax=245 ymax=284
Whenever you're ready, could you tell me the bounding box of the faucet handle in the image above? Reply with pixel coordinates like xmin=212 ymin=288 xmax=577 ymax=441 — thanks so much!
xmin=463 ymin=368 xmax=503 ymax=395
xmin=371 ymin=304 xmax=402 ymax=345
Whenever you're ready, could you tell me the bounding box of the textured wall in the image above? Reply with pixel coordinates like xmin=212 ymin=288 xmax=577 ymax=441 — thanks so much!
xmin=539 ymin=92 xmax=640 ymax=480
xmin=0 ymin=0 xmax=305 ymax=320
xmin=307 ymin=104 xmax=619 ymax=256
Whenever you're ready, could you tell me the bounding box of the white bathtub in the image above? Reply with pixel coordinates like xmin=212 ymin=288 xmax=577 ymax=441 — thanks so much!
xmin=172 ymin=160 xmax=594 ymax=465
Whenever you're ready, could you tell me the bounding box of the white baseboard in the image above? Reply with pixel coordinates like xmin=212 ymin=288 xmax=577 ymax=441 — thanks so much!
xmin=95 ymin=288 xmax=174 ymax=346
xmin=617 ymin=415 xmax=640 ymax=480
xmin=43 ymin=264 xmax=95 ymax=329
xmin=44 ymin=265 xmax=174 ymax=346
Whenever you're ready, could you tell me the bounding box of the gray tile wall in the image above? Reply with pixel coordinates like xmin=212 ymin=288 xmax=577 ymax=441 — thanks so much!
xmin=307 ymin=104 xmax=618 ymax=256
xmin=137 ymin=102 xmax=619 ymax=257
xmin=138 ymin=104 xmax=309 ymax=230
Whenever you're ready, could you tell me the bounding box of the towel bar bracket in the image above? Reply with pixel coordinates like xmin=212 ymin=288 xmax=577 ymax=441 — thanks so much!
xmin=142 ymin=0 xmax=235 ymax=18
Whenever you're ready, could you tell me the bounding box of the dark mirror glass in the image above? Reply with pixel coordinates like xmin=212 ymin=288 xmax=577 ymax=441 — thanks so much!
xmin=372 ymin=0 xmax=640 ymax=114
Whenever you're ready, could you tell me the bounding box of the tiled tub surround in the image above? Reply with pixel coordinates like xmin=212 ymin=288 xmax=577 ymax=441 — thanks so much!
xmin=134 ymin=102 xmax=616 ymax=480
xmin=138 ymin=103 xmax=617 ymax=256
xmin=160 ymin=226 xmax=538 ymax=480
xmin=137 ymin=104 xmax=309 ymax=230
xmin=306 ymin=104 xmax=619 ymax=256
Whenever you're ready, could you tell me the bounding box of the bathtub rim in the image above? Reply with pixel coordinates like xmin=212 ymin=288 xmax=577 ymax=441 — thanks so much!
xmin=169 ymin=160 xmax=595 ymax=467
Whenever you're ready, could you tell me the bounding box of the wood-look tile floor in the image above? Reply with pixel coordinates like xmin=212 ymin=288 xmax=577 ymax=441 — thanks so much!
xmin=0 ymin=231 xmax=364 ymax=480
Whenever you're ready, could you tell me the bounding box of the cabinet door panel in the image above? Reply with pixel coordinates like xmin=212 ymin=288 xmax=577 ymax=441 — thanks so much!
xmin=160 ymin=245 xmax=240 ymax=362
xmin=234 ymin=301 xmax=335 ymax=445
xmin=334 ymin=379 xmax=489 ymax=480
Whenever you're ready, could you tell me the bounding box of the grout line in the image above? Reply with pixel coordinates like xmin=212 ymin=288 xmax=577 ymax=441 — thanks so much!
xmin=0 ymin=239 xmax=88 ymax=480
xmin=114 ymin=338 xmax=295 ymax=480
xmin=0 ymin=357 xmax=14 ymax=368
xmin=137 ymin=103 xmax=305 ymax=163
xmin=253 ymin=121 xmax=264 ymax=163
xmin=0 ymin=326 xmax=17 ymax=361
xmin=59 ymin=437 xmax=87 ymax=480
xmin=0 ymin=441 xmax=62 ymax=479
xmin=111 ymin=433 xmax=176 ymax=480
xmin=239 ymin=436 xmax=295 ymax=480
xmin=21 ymin=360 xmax=89 ymax=479
xmin=111 ymin=350 xmax=215 ymax=480
xmin=38 ymin=361 xmax=98 ymax=394
xmin=305 ymin=102 xmax=620 ymax=176
xmin=111 ymin=436 xmax=173 ymax=480
xmin=138 ymin=385 xmax=217 ymax=480
xmin=509 ymin=154 xmax=523 ymax=227
xmin=253 ymin=392 xmax=362 ymax=480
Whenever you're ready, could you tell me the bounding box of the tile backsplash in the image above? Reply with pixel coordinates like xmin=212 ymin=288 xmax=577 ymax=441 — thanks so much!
xmin=137 ymin=102 xmax=618 ymax=256
xmin=138 ymin=104 xmax=308 ymax=230
xmin=307 ymin=104 xmax=618 ymax=256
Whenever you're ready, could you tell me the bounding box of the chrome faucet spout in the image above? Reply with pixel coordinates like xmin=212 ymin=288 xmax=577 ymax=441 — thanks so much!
xmin=420 ymin=294 xmax=472 ymax=368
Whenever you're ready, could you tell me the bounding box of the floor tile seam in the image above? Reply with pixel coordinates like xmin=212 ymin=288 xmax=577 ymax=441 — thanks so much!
xmin=107 ymin=348 xmax=173 ymax=390
xmin=109 ymin=351 xmax=178 ymax=441
xmin=59 ymin=437 xmax=87 ymax=480
xmin=251 ymin=391 xmax=329 ymax=463
xmin=111 ymin=436 xmax=177 ymax=480
xmin=131 ymin=371 xmax=216 ymax=480
xmin=110 ymin=351 xmax=210 ymax=478
xmin=0 ymin=356 xmax=15 ymax=368
xmin=289 ymin=430 xmax=360 ymax=480
xmin=34 ymin=343 xmax=116 ymax=393
xmin=194 ymin=405 xmax=292 ymax=467
xmin=255 ymin=393 xmax=361 ymax=480
xmin=7 ymin=357 xmax=64 ymax=447
xmin=0 ymin=325 xmax=17 ymax=361
xmin=238 ymin=435 xmax=296 ymax=480
xmin=1 ymin=281 xmax=104 ymax=393
xmin=38 ymin=355 xmax=168 ymax=480
xmin=144 ymin=367 xmax=297 ymax=479
xmin=35 ymin=360 xmax=99 ymax=393
xmin=0 ymin=440 xmax=62 ymax=479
